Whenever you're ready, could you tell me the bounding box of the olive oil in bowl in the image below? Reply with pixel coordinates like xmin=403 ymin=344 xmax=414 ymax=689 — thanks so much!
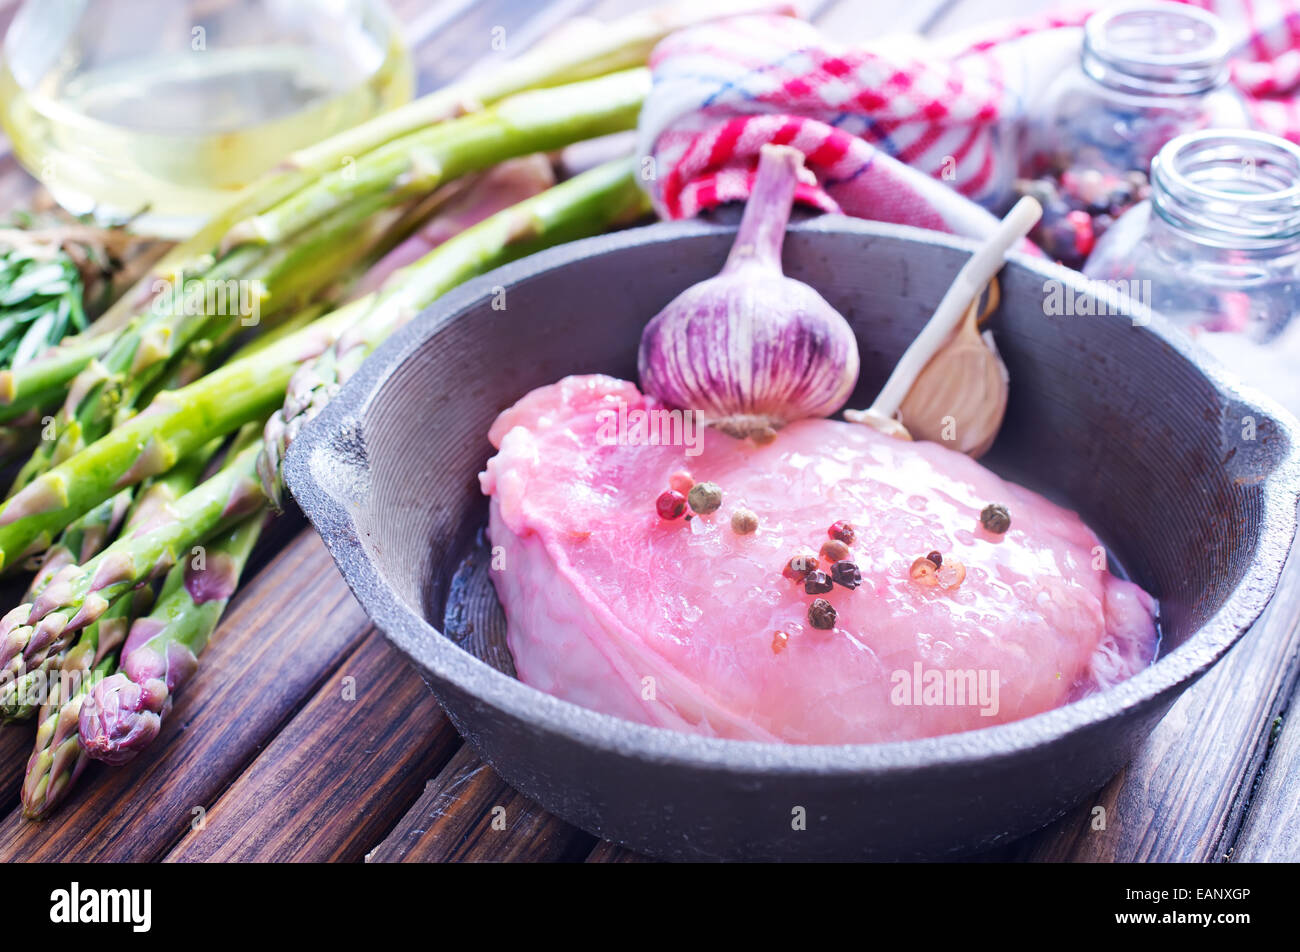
xmin=0 ymin=0 xmax=412 ymax=237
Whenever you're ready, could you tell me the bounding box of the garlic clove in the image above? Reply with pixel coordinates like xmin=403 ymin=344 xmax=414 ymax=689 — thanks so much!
xmin=897 ymin=296 xmax=1009 ymax=458
xmin=846 ymin=196 xmax=1040 ymax=456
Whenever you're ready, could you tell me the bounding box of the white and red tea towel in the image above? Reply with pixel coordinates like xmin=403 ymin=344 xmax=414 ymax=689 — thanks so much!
xmin=636 ymin=1 xmax=1300 ymax=238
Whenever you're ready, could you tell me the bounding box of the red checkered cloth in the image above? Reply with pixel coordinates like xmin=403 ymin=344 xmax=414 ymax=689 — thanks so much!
xmin=637 ymin=0 xmax=1300 ymax=241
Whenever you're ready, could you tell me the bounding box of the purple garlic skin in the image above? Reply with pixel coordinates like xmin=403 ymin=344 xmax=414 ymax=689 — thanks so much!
xmin=638 ymin=145 xmax=859 ymax=440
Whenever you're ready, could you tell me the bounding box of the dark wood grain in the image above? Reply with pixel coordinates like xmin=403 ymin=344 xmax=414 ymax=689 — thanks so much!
xmin=1225 ymin=562 xmax=1300 ymax=863
xmin=366 ymin=744 xmax=594 ymax=862
xmin=585 ymin=839 xmax=654 ymax=863
xmin=0 ymin=726 xmax=31 ymax=809
xmin=164 ymin=630 xmax=456 ymax=862
xmin=1233 ymin=683 xmax=1300 ymax=861
xmin=995 ymin=551 xmax=1300 ymax=862
xmin=0 ymin=530 xmax=368 ymax=861
xmin=397 ymin=0 xmax=602 ymax=94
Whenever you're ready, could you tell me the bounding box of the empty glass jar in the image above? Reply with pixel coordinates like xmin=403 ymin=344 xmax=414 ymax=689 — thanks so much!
xmin=1083 ymin=130 xmax=1300 ymax=343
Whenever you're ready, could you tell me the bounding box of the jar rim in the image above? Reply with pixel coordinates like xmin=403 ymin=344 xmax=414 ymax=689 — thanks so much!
xmin=1083 ymin=2 xmax=1234 ymax=96
xmin=1152 ymin=130 xmax=1300 ymax=246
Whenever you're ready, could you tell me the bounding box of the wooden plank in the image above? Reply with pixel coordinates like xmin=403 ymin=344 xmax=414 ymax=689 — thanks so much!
xmin=164 ymin=631 xmax=455 ymax=862
xmin=991 ymin=552 xmax=1300 ymax=862
xmin=0 ymin=530 xmax=368 ymax=861
xmin=0 ymin=726 xmax=31 ymax=810
xmin=367 ymin=744 xmax=594 ymax=862
xmin=401 ymin=0 xmax=602 ymax=94
xmin=585 ymin=839 xmax=654 ymax=863
xmin=1229 ymin=624 xmax=1300 ymax=861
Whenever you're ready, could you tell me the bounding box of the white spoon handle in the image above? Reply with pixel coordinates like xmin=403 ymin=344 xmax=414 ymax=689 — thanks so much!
xmin=869 ymin=196 xmax=1042 ymax=417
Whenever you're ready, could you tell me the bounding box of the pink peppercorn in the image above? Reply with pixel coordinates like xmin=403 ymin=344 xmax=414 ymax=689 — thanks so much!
xmin=656 ymin=490 xmax=687 ymax=520
xmin=1066 ymin=209 xmax=1095 ymax=259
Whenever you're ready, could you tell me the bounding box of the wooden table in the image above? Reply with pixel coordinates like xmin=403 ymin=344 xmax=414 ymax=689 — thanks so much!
xmin=0 ymin=0 xmax=1297 ymax=863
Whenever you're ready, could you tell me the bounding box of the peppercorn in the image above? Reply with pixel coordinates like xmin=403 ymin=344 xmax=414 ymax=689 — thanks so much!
xmin=731 ymin=508 xmax=759 ymax=535
xmin=936 ymin=558 xmax=967 ymax=590
xmin=909 ymin=557 xmax=938 ymax=586
xmin=772 ymin=630 xmax=789 ymax=654
xmin=782 ymin=552 xmax=819 ymax=582
xmin=656 ymin=490 xmax=687 ymax=520
xmin=980 ymin=503 xmax=1011 ymax=534
xmin=688 ymin=481 xmax=723 ymax=514
xmin=831 ymin=560 xmax=861 ymax=590
xmin=820 ymin=539 xmax=850 ymax=563
xmin=669 ymin=470 xmax=695 ymax=495
xmin=808 ymin=598 xmax=837 ymax=630
xmin=804 ymin=570 xmax=833 ymax=595
xmin=926 ymin=550 xmax=943 ymax=567
xmin=827 ymin=520 xmax=856 ymax=545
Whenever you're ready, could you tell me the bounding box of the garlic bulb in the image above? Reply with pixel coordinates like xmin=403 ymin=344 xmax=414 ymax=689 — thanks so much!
xmin=637 ymin=145 xmax=859 ymax=442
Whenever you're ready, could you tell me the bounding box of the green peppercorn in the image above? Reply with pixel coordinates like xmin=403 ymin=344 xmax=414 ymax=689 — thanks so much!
xmin=980 ymin=503 xmax=1011 ymax=534
xmin=688 ymin=481 xmax=723 ymax=514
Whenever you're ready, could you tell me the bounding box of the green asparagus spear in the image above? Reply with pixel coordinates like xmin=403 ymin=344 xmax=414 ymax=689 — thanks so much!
xmin=20 ymin=585 xmax=153 ymax=817
xmin=0 ymin=438 xmax=264 ymax=689
xmin=20 ymin=492 xmax=132 ymax=595
xmin=0 ymin=0 xmax=753 ymax=416
xmin=222 ymin=69 xmax=648 ymax=250
xmin=2 ymin=433 xmax=226 ymax=722
xmin=261 ymin=157 xmax=651 ymax=501
xmin=79 ymin=512 xmax=265 ymax=767
xmin=0 ymin=159 xmax=649 ymax=569
xmin=0 ymin=297 xmax=367 ymax=571
xmin=2 ymin=70 xmax=647 ymax=507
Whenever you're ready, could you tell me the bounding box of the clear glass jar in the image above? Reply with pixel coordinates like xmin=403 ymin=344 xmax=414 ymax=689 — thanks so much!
xmin=1083 ymin=130 xmax=1300 ymax=343
xmin=0 ymin=0 xmax=413 ymax=237
xmin=1018 ymin=2 xmax=1250 ymax=268
xmin=1027 ymin=2 xmax=1248 ymax=178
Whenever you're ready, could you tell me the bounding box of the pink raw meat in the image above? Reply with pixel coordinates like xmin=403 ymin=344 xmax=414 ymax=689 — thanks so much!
xmin=480 ymin=374 xmax=1158 ymax=745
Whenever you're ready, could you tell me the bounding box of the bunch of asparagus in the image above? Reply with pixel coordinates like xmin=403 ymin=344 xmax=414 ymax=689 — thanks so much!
xmin=0 ymin=1 xmax=762 ymax=816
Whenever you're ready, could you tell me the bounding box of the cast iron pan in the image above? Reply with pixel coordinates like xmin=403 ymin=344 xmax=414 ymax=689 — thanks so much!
xmin=284 ymin=216 xmax=1300 ymax=861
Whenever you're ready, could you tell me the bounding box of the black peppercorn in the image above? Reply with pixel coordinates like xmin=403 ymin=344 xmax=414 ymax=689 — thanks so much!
xmin=830 ymin=560 xmax=861 ymax=590
xmin=980 ymin=503 xmax=1011 ymax=534
xmin=808 ymin=598 xmax=837 ymax=630
xmin=803 ymin=570 xmax=833 ymax=595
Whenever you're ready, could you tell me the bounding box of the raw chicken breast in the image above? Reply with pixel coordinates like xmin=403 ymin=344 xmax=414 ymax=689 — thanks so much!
xmin=480 ymin=374 xmax=1158 ymax=745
